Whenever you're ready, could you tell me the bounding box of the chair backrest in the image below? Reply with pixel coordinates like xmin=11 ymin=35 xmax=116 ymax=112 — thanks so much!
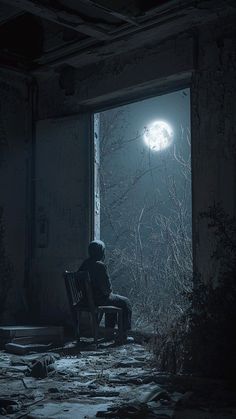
xmin=64 ymin=270 xmax=96 ymax=315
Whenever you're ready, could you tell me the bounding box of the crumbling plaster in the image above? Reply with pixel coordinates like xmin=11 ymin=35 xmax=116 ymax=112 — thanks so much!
xmin=38 ymin=33 xmax=194 ymax=119
xmin=0 ymin=70 xmax=32 ymax=322
xmin=30 ymin=114 xmax=90 ymax=325
xmin=191 ymin=18 xmax=236 ymax=285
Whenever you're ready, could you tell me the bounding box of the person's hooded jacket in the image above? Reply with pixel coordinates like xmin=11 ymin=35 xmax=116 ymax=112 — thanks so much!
xmin=79 ymin=240 xmax=112 ymax=304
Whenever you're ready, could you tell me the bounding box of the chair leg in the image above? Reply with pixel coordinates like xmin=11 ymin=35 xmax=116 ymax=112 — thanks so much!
xmin=76 ymin=311 xmax=80 ymax=344
xmin=90 ymin=313 xmax=98 ymax=348
xmin=94 ymin=324 xmax=98 ymax=349
xmin=117 ymin=311 xmax=124 ymax=344
xmin=98 ymin=311 xmax=103 ymax=325
xmin=94 ymin=315 xmax=99 ymax=349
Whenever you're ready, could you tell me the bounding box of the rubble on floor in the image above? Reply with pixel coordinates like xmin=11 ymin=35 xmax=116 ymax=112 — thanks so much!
xmin=0 ymin=342 xmax=235 ymax=418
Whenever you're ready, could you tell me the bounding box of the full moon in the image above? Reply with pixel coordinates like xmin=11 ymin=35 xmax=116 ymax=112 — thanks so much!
xmin=144 ymin=120 xmax=173 ymax=151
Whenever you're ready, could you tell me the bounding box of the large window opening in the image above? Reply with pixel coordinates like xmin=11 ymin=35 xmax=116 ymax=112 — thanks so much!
xmin=94 ymin=89 xmax=192 ymax=332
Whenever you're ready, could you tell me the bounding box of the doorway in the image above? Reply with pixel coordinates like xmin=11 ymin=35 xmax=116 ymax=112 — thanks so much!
xmin=93 ymin=89 xmax=192 ymax=331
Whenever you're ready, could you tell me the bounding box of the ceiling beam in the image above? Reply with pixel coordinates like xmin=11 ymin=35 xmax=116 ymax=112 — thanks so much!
xmin=0 ymin=10 xmax=24 ymax=25
xmin=0 ymin=0 xmax=111 ymax=40
xmin=83 ymin=0 xmax=140 ymax=18
xmin=33 ymin=0 xmax=234 ymax=72
xmin=77 ymin=0 xmax=139 ymax=26
xmin=35 ymin=0 xmax=195 ymax=68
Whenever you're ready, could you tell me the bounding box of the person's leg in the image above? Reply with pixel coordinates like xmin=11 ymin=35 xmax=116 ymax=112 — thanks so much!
xmin=104 ymin=293 xmax=132 ymax=332
xmin=104 ymin=311 xmax=116 ymax=329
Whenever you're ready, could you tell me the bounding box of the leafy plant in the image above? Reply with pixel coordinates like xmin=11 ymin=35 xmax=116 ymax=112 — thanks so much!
xmin=153 ymin=204 xmax=236 ymax=379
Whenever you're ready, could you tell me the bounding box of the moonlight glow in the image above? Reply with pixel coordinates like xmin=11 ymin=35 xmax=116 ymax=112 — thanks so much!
xmin=144 ymin=120 xmax=173 ymax=151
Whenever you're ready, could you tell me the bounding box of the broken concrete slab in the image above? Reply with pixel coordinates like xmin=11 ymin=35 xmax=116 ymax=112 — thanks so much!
xmin=28 ymin=401 xmax=112 ymax=419
xmin=5 ymin=342 xmax=53 ymax=355
xmin=0 ymin=326 xmax=64 ymax=339
xmin=0 ymin=326 xmax=64 ymax=349
xmin=25 ymin=354 xmax=58 ymax=379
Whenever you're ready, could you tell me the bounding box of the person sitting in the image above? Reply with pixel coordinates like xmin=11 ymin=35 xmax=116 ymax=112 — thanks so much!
xmin=79 ymin=240 xmax=132 ymax=338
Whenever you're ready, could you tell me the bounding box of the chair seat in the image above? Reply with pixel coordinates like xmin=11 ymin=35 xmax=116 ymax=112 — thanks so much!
xmin=98 ymin=306 xmax=122 ymax=313
xmin=64 ymin=270 xmax=124 ymax=346
xmin=76 ymin=305 xmax=122 ymax=313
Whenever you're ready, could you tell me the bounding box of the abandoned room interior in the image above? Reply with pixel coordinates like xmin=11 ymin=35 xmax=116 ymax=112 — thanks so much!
xmin=0 ymin=0 xmax=236 ymax=418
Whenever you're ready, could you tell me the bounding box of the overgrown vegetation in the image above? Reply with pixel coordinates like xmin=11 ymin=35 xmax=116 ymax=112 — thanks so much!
xmin=188 ymin=204 xmax=236 ymax=377
xmin=153 ymin=204 xmax=236 ymax=378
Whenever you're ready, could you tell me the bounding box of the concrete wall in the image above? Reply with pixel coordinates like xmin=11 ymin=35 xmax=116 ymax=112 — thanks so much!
xmin=191 ymin=18 xmax=236 ymax=285
xmin=38 ymin=33 xmax=194 ymax=118
xmin=36 ymin=15 xmax=236 ymax=324
xmin=0 ymin=70 xmax=31 ymax=323
xmin=31 ymin=114 xmax=91 ymax=324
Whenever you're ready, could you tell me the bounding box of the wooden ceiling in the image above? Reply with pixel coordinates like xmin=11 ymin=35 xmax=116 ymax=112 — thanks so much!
xmin=0 ymin=0 xmax=234 ymax=74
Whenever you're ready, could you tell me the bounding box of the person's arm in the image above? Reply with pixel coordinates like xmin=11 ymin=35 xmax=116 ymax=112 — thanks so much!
xmin=78 ymin=261 xmax=85 ymax=271
xmin=97 ymin=262 xmax=112 ymax=297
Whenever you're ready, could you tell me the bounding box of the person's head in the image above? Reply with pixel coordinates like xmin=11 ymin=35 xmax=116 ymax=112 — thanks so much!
xmin=88 ymin=240 xmax=105 ymax=261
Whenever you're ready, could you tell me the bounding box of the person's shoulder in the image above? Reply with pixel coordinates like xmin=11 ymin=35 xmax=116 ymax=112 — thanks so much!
xmin=79 ymin=258 xmax=89 ymax=270
xmin=96 ymin=261 xmax=106 ymax=267
xmin=95 ymin=261 xmax=108 ymax=272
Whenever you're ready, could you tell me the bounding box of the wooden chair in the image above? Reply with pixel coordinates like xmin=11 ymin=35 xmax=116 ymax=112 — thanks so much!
xmin=64 ymin=270 xmax=124 ymax=346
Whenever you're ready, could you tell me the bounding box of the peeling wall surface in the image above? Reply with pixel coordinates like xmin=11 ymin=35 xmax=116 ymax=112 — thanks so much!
xmin=38 ymin=34 xmax=194 ymax=118
xmin=32 ymin=115 xmax=90 ymax=324
xmin=191 ymin=19 xmax=236 ymax=284
xmin=0 ymin=71 xmax=30 ymax=322
xmin=35 ymin=15 xmax=236 ymax=323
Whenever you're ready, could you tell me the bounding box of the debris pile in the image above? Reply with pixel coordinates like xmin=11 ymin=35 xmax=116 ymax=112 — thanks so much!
xmin=0 ymin=342 xmax=235 ymax=418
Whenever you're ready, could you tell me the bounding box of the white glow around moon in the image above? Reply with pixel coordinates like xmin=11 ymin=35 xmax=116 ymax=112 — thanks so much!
xmin=144 ymin=120 xmax=173 ymax=151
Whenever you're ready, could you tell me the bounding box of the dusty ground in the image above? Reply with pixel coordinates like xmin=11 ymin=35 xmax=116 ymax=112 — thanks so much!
xmin=0 ymin=341 xmax=235 ymax=418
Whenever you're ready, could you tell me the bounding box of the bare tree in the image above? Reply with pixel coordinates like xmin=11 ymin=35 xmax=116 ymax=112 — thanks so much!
xmin=98 ymin=109 xmax=193 ymax=332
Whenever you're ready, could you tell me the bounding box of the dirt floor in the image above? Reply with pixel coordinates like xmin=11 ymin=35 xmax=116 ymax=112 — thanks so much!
xmin=0 ymin=341 xmax=235 ymax=418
